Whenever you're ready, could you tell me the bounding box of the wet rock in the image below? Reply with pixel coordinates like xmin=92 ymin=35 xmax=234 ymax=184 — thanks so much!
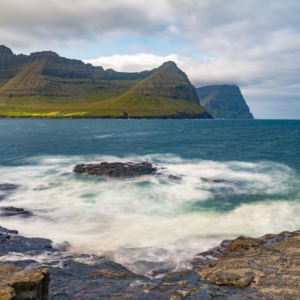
xmin=0 ymin=225 xmax=242 ymax=299
xmin=88 ymin=268 xmax=146 ymax=279
xmin=0 ymin=206 xmax=32 ymax=217
xmin=52 ymin=241 xmax=71 ymax=252
xmin=193 ymin=230 xmax=300 ymax=265
xmin=0 ymin=184 xmax=19 ymax=192
xmin=176 ymin=289 xmax=189 ymax=297
xmin=0 ymin=264 xmax=50 ymax=300
xmin=168 ymin=175 xmax=182 ymax=181
xmin=200 ymin=177 xmax=226 ymax=183
xmin=0 ymin=184 xmax=19 ymax=201
xmin=74 ymin=162 xmax=156 ymax=178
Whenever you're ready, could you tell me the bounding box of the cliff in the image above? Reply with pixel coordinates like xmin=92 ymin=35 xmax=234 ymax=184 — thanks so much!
xmin=196 ymin=85 xmax=254 ymax=119
xmin=0 ymin=46 xmax=211 ymax=119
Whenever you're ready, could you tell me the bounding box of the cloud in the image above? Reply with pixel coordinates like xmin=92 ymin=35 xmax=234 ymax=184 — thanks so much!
xmin=1 ymin=0 xmax=300 ymax=118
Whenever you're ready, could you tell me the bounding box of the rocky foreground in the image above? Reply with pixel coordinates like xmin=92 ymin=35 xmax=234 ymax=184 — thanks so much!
xmin=1 ymin=174 xmax=300 ymax=299
xmin=0 ymin=224 xmax=300 ymax=299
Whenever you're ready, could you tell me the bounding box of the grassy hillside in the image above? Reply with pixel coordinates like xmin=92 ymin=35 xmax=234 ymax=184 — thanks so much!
xmin=0 ymin=46 xmax=211 ymax=118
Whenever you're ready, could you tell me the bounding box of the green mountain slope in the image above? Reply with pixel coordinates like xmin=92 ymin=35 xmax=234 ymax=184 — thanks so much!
xmin=0 ymin=46 xmax=211 ymax=119
xmin=196 ymin=85 xmax=254 ymax=119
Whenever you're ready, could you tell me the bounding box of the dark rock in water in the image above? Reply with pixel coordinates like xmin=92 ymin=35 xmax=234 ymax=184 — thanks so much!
xmin=168 ymin=175 xmax=182 ymax=181
xmin=74 ymin=162 xmax=157 ymax=178
xmin=200 ymin=177 xmax=226 ymax=183
xmin=0 ymin=184 xmax=19 ymax=191
xmin=0 ymin=184 xmax=19 ymax=201
xmin=0 ymin=206 xmax=32 ymax=217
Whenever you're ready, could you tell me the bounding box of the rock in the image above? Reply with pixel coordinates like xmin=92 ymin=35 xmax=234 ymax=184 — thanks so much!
xmin=74 ymin=162 xmax=157 ymax=178
xmin=0 ymin=184 xmax=19 ymax=191
xmin=176 ymin=290 xmax=189 ymax=297
xmin=0 ymin=225 xmax=242 ymax=299
xmin=0 ymin=206 xmax=32 ymax=217
xmin=200 ymin=177 xmax=226 ymax=183
xmin=207 ymin=290 xmax=221 ymax=297
xmin=168 ymin=175 xmax=182 ymax=181
xmin=0 ymin=264 xmax=50 ymax=300
xmin=194 ymin=230 xmax=300 ymax=298
xmin=0 ymin=184 xmax=19 ymax=201
xmin=88 ymin=268 xmax=146 ymax=279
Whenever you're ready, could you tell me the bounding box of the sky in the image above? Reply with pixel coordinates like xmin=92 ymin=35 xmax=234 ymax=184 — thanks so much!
xmin=1 ymin=0 xmax=300 ymax=119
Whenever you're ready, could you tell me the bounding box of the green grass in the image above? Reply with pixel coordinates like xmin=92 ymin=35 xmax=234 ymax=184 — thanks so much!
xmin=0 ymin=94 xmax=207 ymax=118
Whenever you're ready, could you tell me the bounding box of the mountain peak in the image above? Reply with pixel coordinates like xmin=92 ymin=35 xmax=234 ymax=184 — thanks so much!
xmin=162 ymin=61 xmax=177 ymax=66
xmin=0 ymin=45 xmax=13 ymax=56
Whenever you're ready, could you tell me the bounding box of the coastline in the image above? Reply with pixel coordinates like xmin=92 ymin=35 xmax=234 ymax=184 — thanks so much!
xmin=0 ymin=224 xmax=299 ymax=299
xmin=0 ymin=113 xmax=213 ymax=119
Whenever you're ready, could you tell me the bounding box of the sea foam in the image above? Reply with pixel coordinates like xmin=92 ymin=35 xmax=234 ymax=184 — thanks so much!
xmin=0 ymin=154 xmax=299 ymax=274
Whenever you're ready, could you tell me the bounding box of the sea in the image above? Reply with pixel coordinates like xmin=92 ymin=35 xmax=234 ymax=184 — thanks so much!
xmin=0 ymin=119 xmax=299 ymax=274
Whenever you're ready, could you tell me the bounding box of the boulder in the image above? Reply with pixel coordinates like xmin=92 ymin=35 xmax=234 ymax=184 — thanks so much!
xmin=0 ymin=264 xmax=50 ymax=300
xmin=74 ymin=162 xmax=156 ymax=178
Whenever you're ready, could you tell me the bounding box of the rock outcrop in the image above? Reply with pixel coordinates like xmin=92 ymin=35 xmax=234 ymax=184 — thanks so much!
xmin=0 ymin=46 xmax=211 ymax=119
xmin=1 ymin=224 xmax=300 ymax=299
xmin=196 ymin=85 xmax=254 ymax=119
xmin=74 ymin=162 xmax=156 ymax=178
xmin=193 ymin=230 xmax=300 ymax=299
xmin=0 ymin=264 xmax=50 ymax=300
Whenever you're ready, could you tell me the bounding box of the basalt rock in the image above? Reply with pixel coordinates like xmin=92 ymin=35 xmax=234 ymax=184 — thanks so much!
xmin=0 ymin=206 xmax=32 ymax=217
xmin=0 ymin=264 xmax=50 ymax=300
xmin=74 ymin=162 xmax=157 ymax=178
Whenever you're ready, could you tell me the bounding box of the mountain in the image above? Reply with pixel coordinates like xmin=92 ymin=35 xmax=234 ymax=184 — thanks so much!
xmin=196 ymin=85 xmax=254 ymax=119
xmin=0 ymin=46 xmax=211 ymax=119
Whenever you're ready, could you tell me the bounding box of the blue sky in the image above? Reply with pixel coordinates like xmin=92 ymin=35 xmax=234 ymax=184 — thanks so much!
xmin=1 ymin=0 xmax=300 ymax=118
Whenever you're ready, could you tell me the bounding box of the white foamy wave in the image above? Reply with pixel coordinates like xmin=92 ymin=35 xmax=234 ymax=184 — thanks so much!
xmin=95 ymin=134 xmax=114 ymax=139
xmin=0 ymin=154 xmax=299 ymax=271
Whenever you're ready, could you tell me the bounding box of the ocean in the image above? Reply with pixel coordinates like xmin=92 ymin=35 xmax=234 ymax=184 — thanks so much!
xmin=0 ymin=119 xmax=299 ymax=274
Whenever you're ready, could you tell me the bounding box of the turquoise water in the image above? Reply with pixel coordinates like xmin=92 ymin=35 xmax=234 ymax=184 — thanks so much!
xmin=0 ymin=119 xmax=299 ymax=270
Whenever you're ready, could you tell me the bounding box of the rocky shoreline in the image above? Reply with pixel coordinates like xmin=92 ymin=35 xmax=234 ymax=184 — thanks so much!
xmin=0 ymin=225 xmax=300 ymax=299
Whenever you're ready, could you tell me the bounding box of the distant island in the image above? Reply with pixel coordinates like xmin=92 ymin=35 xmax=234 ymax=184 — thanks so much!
xmin=0 ymin=46 xmax=211 ymax=119
xmin=196 ymin=85 xmax=254 ymax=119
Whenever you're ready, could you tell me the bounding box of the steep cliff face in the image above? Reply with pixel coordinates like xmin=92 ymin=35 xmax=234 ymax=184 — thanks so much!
xmin=0 ymin=46 xmax=211 ymax=118
xmin=196 ymin=85 xmax=254 ymax=119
